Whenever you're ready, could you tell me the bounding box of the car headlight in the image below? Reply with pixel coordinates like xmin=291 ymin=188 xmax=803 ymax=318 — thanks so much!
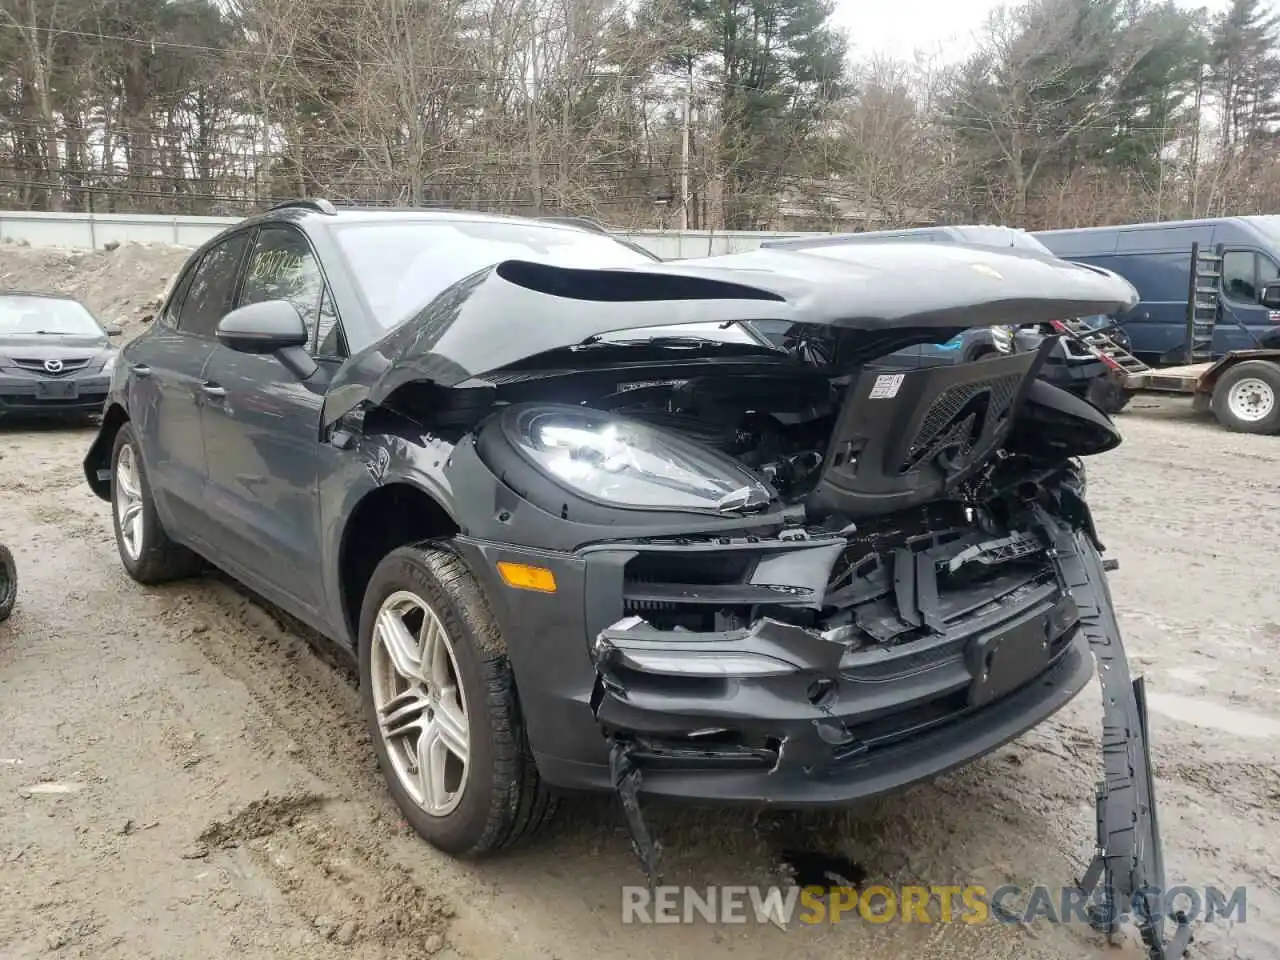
xmin=101 ymin=354 xmax=117 ymax=375
xmin=504 ymin=405 xmax=772 ymax=513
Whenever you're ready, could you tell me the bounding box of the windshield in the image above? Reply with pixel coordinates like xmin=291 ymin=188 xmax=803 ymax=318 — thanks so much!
xmin=334 ymin=219 xmax=772 ymax=348
xmin=0 ymin=295 xmax=103 ymax=336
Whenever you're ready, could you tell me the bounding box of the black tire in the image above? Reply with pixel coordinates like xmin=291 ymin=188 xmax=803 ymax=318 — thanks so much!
xmin=109 ymin=423 xmax=204 ymax=584
xmin=967 ymin=347 xmax=998 ymax=363
xmin=0 ymin=544 xmax=15 ymax=623
xmin=359 ymin=545 xmax=555 ymax=856
xmin=1086 ymin=375 xmax=1131 ymax=414
xmin=1210 ymin=361 xmax=1280 ymax=435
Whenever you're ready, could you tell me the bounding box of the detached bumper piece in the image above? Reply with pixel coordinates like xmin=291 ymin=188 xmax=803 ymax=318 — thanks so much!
xmin=1040 ymin=508 xmax=1193 ymax=960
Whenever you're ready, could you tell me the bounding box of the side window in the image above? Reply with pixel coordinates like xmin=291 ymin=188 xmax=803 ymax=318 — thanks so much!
xmin=1257 ymin=253 xmax=1279 ymax=295
xmin=315 ymin=287 xmax=344 ymax=357
xmin=159 ymin=262 xmax=198 ymax=328
xmin=178 ymin=233 xmax=251 ymax=338
xmin=239 ymin=225 xmax=340 ymax=356
xmin=1222 ymin=250 xmax=1257 ymax=303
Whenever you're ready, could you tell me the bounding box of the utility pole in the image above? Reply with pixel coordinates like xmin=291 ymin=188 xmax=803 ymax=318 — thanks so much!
xmin=679 ymin=64 xmax=691 ymax=230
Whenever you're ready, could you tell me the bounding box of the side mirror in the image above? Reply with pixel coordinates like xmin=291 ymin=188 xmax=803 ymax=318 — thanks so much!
xmin=1260 ymin=282 xmax=1280 ymax=310
xmin=104 ymin=325 xmax=123 ymax=337
xmin=216 ymin=299 xmax=317 ymax=381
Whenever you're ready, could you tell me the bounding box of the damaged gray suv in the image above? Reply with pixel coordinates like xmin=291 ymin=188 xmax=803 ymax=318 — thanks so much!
xmin=82 ymin=201 xmax=1189 ymax=959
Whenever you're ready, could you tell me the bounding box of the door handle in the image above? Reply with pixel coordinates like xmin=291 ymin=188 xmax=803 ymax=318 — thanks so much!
xmin=131 ymin=363 xmax=151 ymax=377
xmin=200 ymin=382 xmax=227 ymax=399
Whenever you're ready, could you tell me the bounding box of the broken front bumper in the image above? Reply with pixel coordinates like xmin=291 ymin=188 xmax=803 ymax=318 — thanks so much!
xmin=593 ymin=587 xmax=1092 ymax=804
xmin=586 ymin=504 xmax=1190 ymax=959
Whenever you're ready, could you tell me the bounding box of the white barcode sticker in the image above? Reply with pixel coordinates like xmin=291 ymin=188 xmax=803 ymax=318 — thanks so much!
xmin=868 ymin=373 xmax=905 ymax=399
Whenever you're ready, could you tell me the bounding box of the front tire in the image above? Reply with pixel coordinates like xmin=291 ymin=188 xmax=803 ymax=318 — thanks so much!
xmin=110 ymin=423 xmax=204 ymax=583
xmin=1211 ymin=361 xmax=1280 ymax=435
xmin=359 ymin=545 xmax=554 ymax=856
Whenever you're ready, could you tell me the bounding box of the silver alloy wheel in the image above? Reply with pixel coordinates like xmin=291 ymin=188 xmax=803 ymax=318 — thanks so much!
xmin=114 ymin=443 xmax=144 ymax=561
xmin=1226 ymin=377 xmax=1275 ymax=423
xmin=371 ymin=590 xmax=471 ymax=817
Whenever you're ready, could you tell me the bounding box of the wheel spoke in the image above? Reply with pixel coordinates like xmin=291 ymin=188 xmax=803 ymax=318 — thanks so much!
xmin=121 ymin=501 xmax=142 ymax=530
xmin=116 ymin=454 xmax=139 ymax=500
xmin=377 ymin=688 xmax=428 ymax=739
xmin=416 ymin=720 xmax=451 ymax=812
xmin=127 ymin=514 xmax=144 ymax=551
xmin=375 ymin=608 xmax=423 ymax=682
xmin=434 ymin=689 xmax=469 ymax=766
xmin=420 ymin=616 xmax=451 ymax=690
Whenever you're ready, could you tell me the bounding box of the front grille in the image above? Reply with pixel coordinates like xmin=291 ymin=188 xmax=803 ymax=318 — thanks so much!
xmin=11 ymin=357 xmax=91 ymax=376
xmin=622 ymin=549 xmax=759 ymax=630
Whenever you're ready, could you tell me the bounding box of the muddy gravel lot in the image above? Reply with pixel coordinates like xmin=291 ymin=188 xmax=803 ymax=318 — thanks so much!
xmin=2 ymin=245 xmax=1280 ymax=960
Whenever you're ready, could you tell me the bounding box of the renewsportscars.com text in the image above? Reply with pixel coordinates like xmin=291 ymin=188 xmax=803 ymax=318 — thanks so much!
xmin=621 ymin=884 xmax=1247 ymax=926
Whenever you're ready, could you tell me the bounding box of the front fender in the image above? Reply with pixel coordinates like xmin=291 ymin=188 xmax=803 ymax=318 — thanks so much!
xmin=319 ymin=426 xmax=462 ymax=646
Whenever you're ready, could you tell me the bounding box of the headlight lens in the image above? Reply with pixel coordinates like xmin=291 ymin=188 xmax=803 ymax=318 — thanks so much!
xmin=507 ymin=406 xmax=772 ymax=512
xmin=101 ymin=354 xmax=117 ymax=375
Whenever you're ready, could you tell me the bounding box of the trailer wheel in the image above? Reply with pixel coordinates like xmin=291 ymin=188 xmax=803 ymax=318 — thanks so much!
xmin=1211 ymin=361 xmax=1280 ymax=434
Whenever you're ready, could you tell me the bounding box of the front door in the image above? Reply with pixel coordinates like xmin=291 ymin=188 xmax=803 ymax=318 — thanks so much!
xmin=199 ymin=224 xmax=345 ymax=614
xmin=125 ymin=232 xmax=250 ymax=539
xmin=1219 ymin=249 xmax=1280 ymax=354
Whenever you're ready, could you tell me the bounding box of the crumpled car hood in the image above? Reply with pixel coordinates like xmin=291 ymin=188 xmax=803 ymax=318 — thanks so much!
xmin=322 ymin=240 xmax=1139 ymax=426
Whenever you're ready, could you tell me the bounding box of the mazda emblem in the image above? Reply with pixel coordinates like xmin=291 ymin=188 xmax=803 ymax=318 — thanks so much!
xmin=43 ymin=358 xmax=64 ymax=373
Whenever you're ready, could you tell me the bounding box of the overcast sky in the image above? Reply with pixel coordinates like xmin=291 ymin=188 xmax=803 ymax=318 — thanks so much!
xmin=832 ymin=0 xmax=1240 ymax=65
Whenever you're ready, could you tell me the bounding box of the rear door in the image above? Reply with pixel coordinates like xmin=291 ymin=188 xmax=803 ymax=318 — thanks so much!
xmin=123 ymin=231 xmax=250 ymax=539
xmin=198 ymin=223 xmax=344 ymax=614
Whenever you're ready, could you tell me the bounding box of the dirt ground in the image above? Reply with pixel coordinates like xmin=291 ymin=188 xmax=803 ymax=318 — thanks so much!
xmin=2 ymin=244 xmax=1279 ymax=960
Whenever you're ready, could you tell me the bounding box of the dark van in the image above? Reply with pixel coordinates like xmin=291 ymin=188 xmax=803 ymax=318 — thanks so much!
xmin=1033 ymin=217 xmax=1280 ymax=364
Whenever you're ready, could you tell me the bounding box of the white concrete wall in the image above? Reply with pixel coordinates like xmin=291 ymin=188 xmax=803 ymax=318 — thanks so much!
xmin=0 ymin=209 xmax=822 ymax=258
